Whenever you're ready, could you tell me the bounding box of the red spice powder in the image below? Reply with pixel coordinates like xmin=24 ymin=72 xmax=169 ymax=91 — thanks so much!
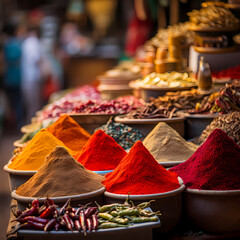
xmin=47 ymin=115 xmax=90 ymax=152
xmin=102 ymin=141 xmax=180 ymax=195
xmin=170 ymin=129 xmax=240 ymax=190
xmin=74 ymin=130 xmax=127 ymax=171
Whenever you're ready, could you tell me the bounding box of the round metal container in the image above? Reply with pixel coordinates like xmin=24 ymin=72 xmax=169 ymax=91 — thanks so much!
xmin=115 ymin=116 xmax=185 ymax=137
xmin=184 ymin=113 xmax=217 ymax=139
xmin=184 ymin=188 xmax=240 ymax=233
xmin=11 ymin=187 xmax=105 ymax=211
xmin=104 ymin=180 xmax=185 ymax=233
xmin=67 ymin=114 xmax=118 ymax=134
xmin=139 ymin=86 xmax=196 ymax=102
xmin=4 ymin=162 xmax=36 ymax=192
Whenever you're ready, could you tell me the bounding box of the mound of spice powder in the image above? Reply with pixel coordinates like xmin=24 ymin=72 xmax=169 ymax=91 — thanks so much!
xmin=102 ymin=141 xmax=180 ymax=195
xmin=16 ymin=146 xmax=104 ymax=197
xmin=8 ymin=129 xmax=74 ymax=171
xmin=170 ymin=129 xmax=240 ymax=190
xmin=75 ymin=130 xmax=127 ymax=171
xmin=47 ymin=114 xmax=90 ymax=152
xmin=143 ymin=122 xmax=198 ymax=162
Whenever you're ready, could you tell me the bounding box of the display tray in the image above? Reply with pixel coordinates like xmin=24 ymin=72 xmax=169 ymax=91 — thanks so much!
xmin=17 ymin=207 xmax=160 ymax=240
xmin=194 ymin=45 xmax=240 ymax=54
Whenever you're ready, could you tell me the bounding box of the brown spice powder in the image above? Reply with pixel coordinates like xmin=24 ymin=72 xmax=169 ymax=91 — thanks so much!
xmin=16 ymin=146 xmax=104 ymax=197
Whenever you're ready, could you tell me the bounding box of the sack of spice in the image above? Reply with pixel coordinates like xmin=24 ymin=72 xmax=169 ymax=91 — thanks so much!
xmin=95 ymin=118 xmax=144 ymax=150
xmin=103 ymin=141 xmax=180 ymax=195
xmin=74 ymin=130 xmax=127 ymax=171
xmin=143 ymin=122 xmax=198 ymax=163
xmin=170 ymin=129 xmax=240 ymax=190
xmin=16 ymin=146 xmax=104 ymax=197
xmin=8 ymin=129 xmax=75 ymax=171
xmin=193 ymin=112 xmax=240 ymax=146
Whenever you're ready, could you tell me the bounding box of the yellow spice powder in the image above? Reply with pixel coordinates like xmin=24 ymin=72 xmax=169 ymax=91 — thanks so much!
xmin=8 ymin=129 xmax=74 ymax=171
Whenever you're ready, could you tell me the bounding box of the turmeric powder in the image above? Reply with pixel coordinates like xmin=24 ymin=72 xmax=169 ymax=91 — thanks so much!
xmin=8 ymin=129 xmax=74 ymax=171
xmin=47 ymin=115 xmax=90 ymax=152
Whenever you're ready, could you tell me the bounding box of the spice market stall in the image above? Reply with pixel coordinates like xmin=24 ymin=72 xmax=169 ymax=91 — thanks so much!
xmin=4 ymin=1 xmax=240 ymax=240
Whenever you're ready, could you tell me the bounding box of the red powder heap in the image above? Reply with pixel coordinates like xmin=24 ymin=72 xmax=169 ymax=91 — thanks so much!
xmin=102 ymin=141 xmax=180 ymax=195
xmin=170 ymin=129 xmax=240 ymax=190
xmin=75 ymin=130 xmax=127 ymax=171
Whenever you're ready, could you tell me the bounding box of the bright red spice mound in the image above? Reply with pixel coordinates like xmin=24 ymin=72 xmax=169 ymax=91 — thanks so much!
xmin=102 ymin=141 xmax=180 ymax=195
xmin=75 ymin=130 xmax=127 ymax=171
xmin=170 ymin=129 xmax=240 ymax=190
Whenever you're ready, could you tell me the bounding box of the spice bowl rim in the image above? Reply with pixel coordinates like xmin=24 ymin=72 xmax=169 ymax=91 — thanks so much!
xmin=104 ymin=177 xmax=185 ymax=200
xmin=4 ymin=161 xmax=37 ymax=176
xmin=185 ymin=188 xmax=240 ymax=196
xmin=11 ymin=186 xmax=105 ymax=203
xmin=115 ymin=115 xmax=186 ymax=124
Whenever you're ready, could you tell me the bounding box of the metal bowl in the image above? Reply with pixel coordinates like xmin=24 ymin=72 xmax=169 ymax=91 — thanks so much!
xmin=4 ymin=161 xmax=36 ymax=192
xmin=179 ymin=112 xmax=218 ymax=139
xmin=115 ymin=116 xmax=185 ymax=137
xmin=139 ymin=85 xmax=196 ymax=102
xmin=104 ymin=179 xmax=185 ymax=233
xmin=11 ymin=187 xmax=105 ymax=211
xmin=184 ymin=188 xmax=240 ymax=233
xmin=67 ymin=113 xmax=118 ymax=134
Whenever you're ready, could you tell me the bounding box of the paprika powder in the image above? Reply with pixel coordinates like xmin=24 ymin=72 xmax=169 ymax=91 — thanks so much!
xmin=170 ymin=129 xmax=240 ymax=190
xmin=75 ymin=130 xmax=127 ymax=171
xmin=103 ymin=141 xmax=180 ymax=195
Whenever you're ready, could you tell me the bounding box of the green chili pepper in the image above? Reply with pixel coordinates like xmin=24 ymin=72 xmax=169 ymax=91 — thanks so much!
xmin=130 ymin=216 xmax=159 ymax=223
xmin=99 ymin=222 xmax=127 ymax=229
xmin=140 ymin=210 xmax=161 ymax=217
xmin=98 ymin=219 xmax=108 ymax=224
xmin=118 ymin=208 xmax=139 ymax=217
xmin=137 ymin=200 xmax=155 ymax=210
xmin=98 ymin=204 xmax=123 ymax=213
xmin=114 ymin=217 xmax=129 ymax=225
xmin=98 ymin=213 xmax=115 ymax=221
xmin=110 ymin=211 xmax=118 ymax=217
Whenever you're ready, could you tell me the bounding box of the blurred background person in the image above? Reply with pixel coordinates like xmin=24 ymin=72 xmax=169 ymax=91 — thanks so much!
xmin=21 ymin=25 xmax=43 ymax=123
xmin=2 ymin=22 xmax=24 ymax=129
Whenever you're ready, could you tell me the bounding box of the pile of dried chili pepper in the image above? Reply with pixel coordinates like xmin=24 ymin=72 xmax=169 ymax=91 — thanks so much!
xmin=12 ymin=197 xmax=160 ymax=233
xmin=97 ymin=199 xmax=160 ymax=229
xmin=189 ymin=81 xmax=240 ymax=114
xmin=12 ymin=198 xmax=99 ymax=235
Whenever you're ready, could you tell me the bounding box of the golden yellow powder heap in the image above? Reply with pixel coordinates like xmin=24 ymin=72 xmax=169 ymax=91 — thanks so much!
xmin=8 ymin=129 xmax=74 ymax=171
xmin=143 ymin=122 xmax=198 ymax=162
